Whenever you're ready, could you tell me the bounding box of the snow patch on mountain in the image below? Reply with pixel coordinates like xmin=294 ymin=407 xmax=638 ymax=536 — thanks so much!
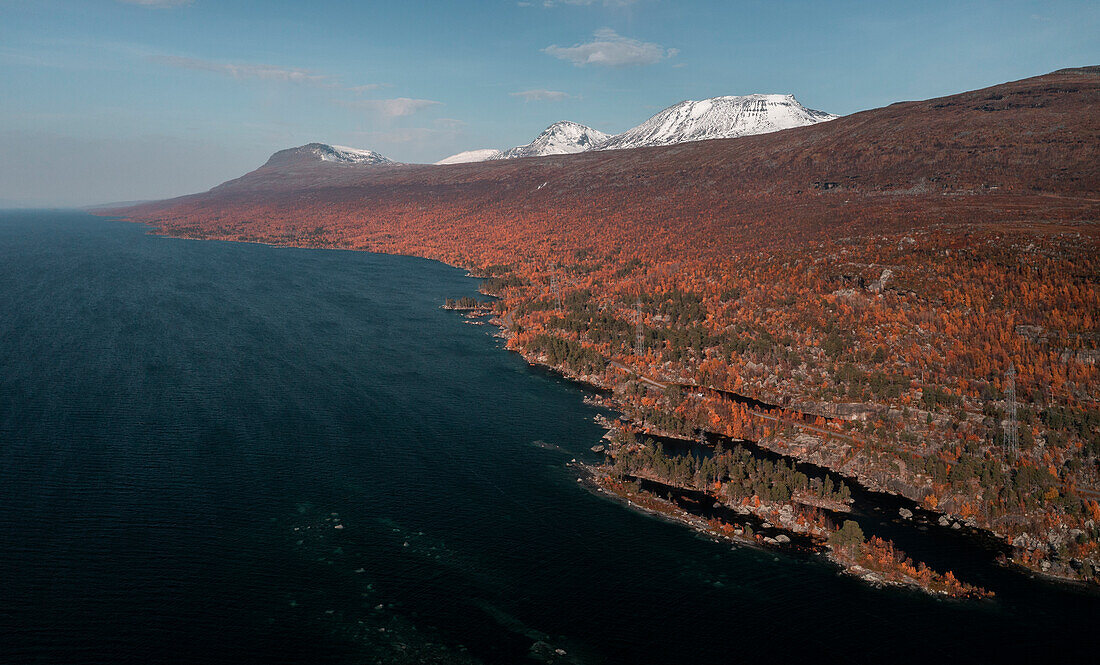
xmin=296 ymin=143 xmax=394 ymax=165
xmin=435 ymin=149 xmax=504 ymax=165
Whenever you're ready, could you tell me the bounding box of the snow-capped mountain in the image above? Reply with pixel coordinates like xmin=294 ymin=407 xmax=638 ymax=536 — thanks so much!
xmin=435 ymin=149 xmax=504 ymax=165
xmin=497 ymin=121 xmax=610 ymax=160
xmin=597 ymin=94 xmax=836 ymax=150
xmin=274 ymin=142 xmax=394 ymax=165
xmin=310 ymin=143 xmax=394 ymax=164
xmin=432 ymin=94 xmax=835 ymax=164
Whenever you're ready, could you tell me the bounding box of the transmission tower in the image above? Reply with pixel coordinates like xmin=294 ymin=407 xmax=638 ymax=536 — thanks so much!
xmin=549 ymin=264 xmax=563 ymax=311
xmin=634 ymin=299 xmax=644 ymax=357
xmin=1003 ymin=363 xmax=1018 ymax=455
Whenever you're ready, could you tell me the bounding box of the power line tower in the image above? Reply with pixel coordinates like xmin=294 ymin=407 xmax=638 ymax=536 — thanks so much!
xmin=634 ymin=299 xmax=644 ymax=357
xmin=549 ymin=264 xmax=562 ymax=311
xmin=1003 ymin=363 xmax=1018 ymax=456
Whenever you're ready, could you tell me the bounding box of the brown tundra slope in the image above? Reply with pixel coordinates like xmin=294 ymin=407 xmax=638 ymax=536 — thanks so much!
xmin=121 ymin=66 xmax=1099 ymax=248
xmin=111 ymin=67 xmax=1100 ymax=583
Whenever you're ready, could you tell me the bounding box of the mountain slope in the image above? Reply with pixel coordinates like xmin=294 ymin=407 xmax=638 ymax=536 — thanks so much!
xmin=121 ymin=68 xmax=1099 ymax=239
xmin=497 ymin=121 xmax=610 ymax=159
xmin=598 ymin=94 xmax=836 ymax=150
xmin=435 ymin=149 xmax=504 ymax=165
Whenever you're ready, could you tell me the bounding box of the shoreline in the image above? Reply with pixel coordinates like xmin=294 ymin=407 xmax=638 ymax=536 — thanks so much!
xmin=488 ymin=321 xmax=1098 ymax=593
xmin=571 ymin=461 xmax=992 ymax=599
xmin=107 ymin=214 xmax=1094 ymax=594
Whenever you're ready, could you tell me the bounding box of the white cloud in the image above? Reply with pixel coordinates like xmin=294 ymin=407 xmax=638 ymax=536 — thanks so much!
xmin=149 ymin=55 xmax=331 ymax=84
xmin=337 ymin=97 xmax=443 ymax=118
xmin=543 ymin=28 xmax=677 ymax=67
xmin=116 ymin=0 xmax=194 ymax=7
xmin=510 ymin=89 xmax=573 ymax=102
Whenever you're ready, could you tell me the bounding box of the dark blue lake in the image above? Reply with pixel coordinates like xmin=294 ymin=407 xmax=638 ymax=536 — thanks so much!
xmin=0 ymin=210 xmax=1095 ymax=664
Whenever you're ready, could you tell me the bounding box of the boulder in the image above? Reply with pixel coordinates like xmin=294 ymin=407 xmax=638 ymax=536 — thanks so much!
xmin=898 ymin=508 xmax=914 ymax=519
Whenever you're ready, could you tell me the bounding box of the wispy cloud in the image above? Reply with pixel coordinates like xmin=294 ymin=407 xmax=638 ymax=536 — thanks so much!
xmin=336 ymin=97 xmax=443 ymax=118
xmin=347 ymin=83 xmax=389 ymax=93
xmin=116 ymin=0 xmax=194 ymax=7
xmin=544 ymin=28 xmax=677 ymax=67
xmin=510 ymin=89 xmax=573 ymax=102
xmin=433 ymin=118 xmax=467 ymax=131
xmin=149 ymin=55 xmax=332 ymax=84
xmin=149 ymin=54 xmax=386 ymax=93
xmin=539 ymin=0 xmax=639 ymax=6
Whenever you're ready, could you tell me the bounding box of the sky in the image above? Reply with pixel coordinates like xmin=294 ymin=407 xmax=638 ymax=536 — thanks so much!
xmin=1 ymin=0 xmax=1097 ymax=207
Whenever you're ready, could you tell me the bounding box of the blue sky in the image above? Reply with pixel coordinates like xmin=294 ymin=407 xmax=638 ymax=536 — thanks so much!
xmin=1 ymin=0 xmax=1097 ymax=206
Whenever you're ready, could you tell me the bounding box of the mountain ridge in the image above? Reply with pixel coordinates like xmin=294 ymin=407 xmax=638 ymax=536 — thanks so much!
xmin=597 ymin=93 xmax=836 ymax=151
xmin=114 ymin=68 xmax=1099 ymax=229
xmin=435 ymin=93 xmax=834 ymax=164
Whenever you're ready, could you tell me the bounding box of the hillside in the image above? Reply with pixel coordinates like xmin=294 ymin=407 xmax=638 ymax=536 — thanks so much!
xmin=110 ymin=67 xmax=1100 ymax=583
xmin=132 ymin=68 xmax=1098 ymax=239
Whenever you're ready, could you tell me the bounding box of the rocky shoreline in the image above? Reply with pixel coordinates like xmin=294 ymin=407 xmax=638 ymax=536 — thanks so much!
xmin=571 ymin=461 xmax=991 ymax=599
xmin=479 ymin=309 xmax=1001 ymax=598
xmin=479 ymin=307 xmax=1100 ymax=590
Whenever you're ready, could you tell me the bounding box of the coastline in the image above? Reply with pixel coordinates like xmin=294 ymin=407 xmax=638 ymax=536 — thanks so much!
xmin=482 ymin=311 xmax=1098 ymax=593
xmin=106 ymin=215 xmax=1092 ymax=595
xmin=571 ymin=461 xmax=992 ymax=599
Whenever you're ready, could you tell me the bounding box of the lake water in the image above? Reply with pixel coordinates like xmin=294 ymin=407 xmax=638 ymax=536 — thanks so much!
xmin=0 ymin=210 xmax=1096 ymax=664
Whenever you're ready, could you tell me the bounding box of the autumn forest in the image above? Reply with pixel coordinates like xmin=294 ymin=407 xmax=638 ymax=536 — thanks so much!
xmin=110 ymin=67 xmax=1100 ymax=587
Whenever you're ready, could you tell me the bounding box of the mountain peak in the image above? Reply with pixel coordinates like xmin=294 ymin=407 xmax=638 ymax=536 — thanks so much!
xmin=266 ymin=143 xmax=395 ymax=167
xmin=497 ymin=121 xmax=611 ymax=160
xmin=433 ymin=93 xmax=837 ymax=165
xmin=596 ymin=94 xmax=836 ymax=151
